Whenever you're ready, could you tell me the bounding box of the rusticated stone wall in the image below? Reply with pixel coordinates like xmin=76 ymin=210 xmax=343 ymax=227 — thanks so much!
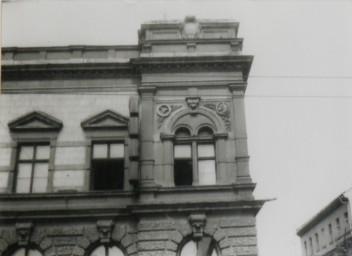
xmin=0 ymin=214 xmax=258 ymax=256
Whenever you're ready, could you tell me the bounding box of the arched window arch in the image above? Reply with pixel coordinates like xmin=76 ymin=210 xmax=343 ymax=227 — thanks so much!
xmin=10 ymin=248 xmax=43 ymax=256
xmin=89 ymin=245 xmax=124 ymax=256
xmin=179 ymin=240 xmax=219 ymax=256
xmin=174 ymin=126 xmax=216 ymax=186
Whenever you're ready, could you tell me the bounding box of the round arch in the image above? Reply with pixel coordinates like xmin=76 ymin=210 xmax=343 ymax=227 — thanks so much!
xmin=165 ymin=107 xmax=226 ymax=135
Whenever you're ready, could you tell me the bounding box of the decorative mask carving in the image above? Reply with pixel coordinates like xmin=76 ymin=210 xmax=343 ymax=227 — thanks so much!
xmin=157 ymin=104 xmax=182 ymax=128
xmin=96 ymin=220 xmax=114 ymax=243
xmin=186 ymin=97 xmax=201 ymax=110
xmin=189 ymin=214 xmax=206 ymax=240
xmin=15 ymin=222 xmax=33 ymax=246
xmin=204 ymin=102 xmax=231 ymax=131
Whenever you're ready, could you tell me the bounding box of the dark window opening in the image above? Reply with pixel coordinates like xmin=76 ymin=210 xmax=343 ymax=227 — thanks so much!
xmin=91 ymin=160 xmax=124 ymax=190
xmin=174 ymin=160 xmax=193 ymax=186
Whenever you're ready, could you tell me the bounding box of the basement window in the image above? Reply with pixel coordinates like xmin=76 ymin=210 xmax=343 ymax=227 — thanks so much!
xmin=91 ymin=142 xmax=124 ymax=191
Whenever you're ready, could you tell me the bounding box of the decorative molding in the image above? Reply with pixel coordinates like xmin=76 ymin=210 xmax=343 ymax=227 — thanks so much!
xmin=81 ymin=110 xmax=129 ymax=130
xmin=189 ymin=214 xmax=206 ymax=240
xmin=15 ymin=222 xmax=33 ymax=246
xmin=203 ymin=103 xmax=231 ymax=131
xmin=186 ymin=97 xmax=201 ymax=110
xmin=96 ymin=220 xmax=114 ymax=243
xmin=182 ymin=16 xmax=201 ymax=39
xmin=157 ymin=104 xmax=182 ymax=129
xmin=8 ymin=111 xmax=63 ymax=132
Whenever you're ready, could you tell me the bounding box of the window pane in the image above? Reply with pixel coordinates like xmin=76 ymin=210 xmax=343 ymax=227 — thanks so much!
xmin=90 ymin=246 xmax=105 ymax=256
xmin=17 ymin=163 xmax=32 ymax=178
xmin=28 ymin=249 xmax=43 ymax=256
xmin=32 ymin=163 xmax=49 ymax=193
xmin=19 ymin=146 xmax=34 ymax=160
xmin=36 ymin=145 xmax=50 ymax=160
xmin=198 ymin=160 xmax=216 ymax=185
xmin=180 ymin=240 xmax=197 ymax=256
xmin=174 ymin=145 xmax=191 ymax=159
xmin=12 ymin=248 xmax=25 ymax=256
xmin=110 ymin=144 xmax=124 ymax=158
xmin=197 ymin=144 xmax=215 ymax=157
xmin=93 ymin=144 xmax=108 ymax=158
xmin=109 ymin=246 xmax=124 ymax=256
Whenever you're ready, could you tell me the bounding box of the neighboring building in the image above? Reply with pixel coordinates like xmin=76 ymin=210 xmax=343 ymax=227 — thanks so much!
xmin=297 ymin=192 xmax=352 ymax=256
xmin=0 ymin=17 xmax=264 ymax=256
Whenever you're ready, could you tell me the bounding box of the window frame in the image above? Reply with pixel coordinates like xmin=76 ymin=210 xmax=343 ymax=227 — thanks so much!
xmin=173 ymin=126 xmax=217 ymax=186
xmin=13 ymin=142 xmax=51 ymax=194
xmin=90 ymin=140 xmax=126 ymax=191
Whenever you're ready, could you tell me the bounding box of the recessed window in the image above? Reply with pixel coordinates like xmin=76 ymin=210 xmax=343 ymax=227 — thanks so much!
xmin=15 ymin=143 xmax=50 ymax=193
xmin=315 ymin=233 xmax=319 ymax=251
xmin=174 ymin=144 xmax=193 ymax=186
xmin=173 ymin=126 xmax=216 ymax=186
xmin=329 ymin=223 xmax=333 ymax=242
xmin=91 ymin=142 xmax=124 ymax=191
xmin=90 ymin=245 xmax=124 ymax=256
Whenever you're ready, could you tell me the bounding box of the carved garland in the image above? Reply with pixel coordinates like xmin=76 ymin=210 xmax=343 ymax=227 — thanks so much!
xmin=203 ymin=103 xmax=231 ymax=131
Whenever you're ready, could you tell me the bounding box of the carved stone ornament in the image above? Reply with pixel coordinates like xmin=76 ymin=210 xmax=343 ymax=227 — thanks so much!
xmin=96 ymin=220 xmax=114 ymax=243
xmin=204 ymin=103 xmax=231 ymax=131
xmin=157 ymin=104 xmax=182 ymax=128
xmin=182 ymin=16 xmax=201 ymax=38
xmin=15 ymin=222 xmax=33 ymax=246
xmin=189 ymin=214 xmax=206 ymax=240
xmin=186 ymin=97 xmax=201 ymax=110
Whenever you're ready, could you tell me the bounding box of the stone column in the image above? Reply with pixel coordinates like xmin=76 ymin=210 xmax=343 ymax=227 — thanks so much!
xmin=230 ymin=83 xmax=252 ymax=183
xmin=139 ymin=87 xmax=156 ymax=188
xmin=192 ymin=140 xmax=199 ymax=185
xmin=160 ymin=133 xmax=175 ymax=187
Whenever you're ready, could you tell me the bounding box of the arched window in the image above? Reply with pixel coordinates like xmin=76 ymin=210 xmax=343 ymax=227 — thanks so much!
xmin=90 ymin=245 xmax=124 ymax=256
xmin=174 ymin=126 xmax=216 ymax=186
xmin=179 ymin=240 xmax=219 ymax=256
xmin=11 ymin=248 xmax=43 ymax=256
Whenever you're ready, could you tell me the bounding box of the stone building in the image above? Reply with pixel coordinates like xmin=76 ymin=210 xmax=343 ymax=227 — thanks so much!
xmin=0 ymin=17 xmax=264 ymax=256
xmin=297 ymin=192 xmax=352 ymax=256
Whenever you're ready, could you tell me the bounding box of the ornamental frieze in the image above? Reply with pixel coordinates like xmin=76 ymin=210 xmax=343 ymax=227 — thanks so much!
xmin=157 ymin=104 xmax=182 ymax=128
xmin=203 ymin=102 xmax=231 ymax=131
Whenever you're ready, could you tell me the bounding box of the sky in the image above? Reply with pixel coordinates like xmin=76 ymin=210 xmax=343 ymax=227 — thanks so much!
xmin=2 ymin=1 xmax=352 ymax=256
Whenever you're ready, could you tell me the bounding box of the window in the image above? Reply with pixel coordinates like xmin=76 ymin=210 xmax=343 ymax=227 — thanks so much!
xmin=14 ymin=143 xmax=50 ymax=193
xmin=174 ymin=127 xmax=216 ymax=186
xmin=180 ymin=240 xmax=219 ymax=256
xmin=309 ymin=237 xmax=313 ymax=255
xmin=91 ymin=142 xmax=124 ymax=191
xmin=304 ymin=241 xmax=308 ymax=256
xmin=315 ymin=233 xmax=319 ymax=251
xmin=11 ymin=248 xmax=43 ymax=256
xmin=336 ymin=217 xmax=341 ymax=236
xmin=329 ymin=223 xmax=333 ymax=242
xmin=90 ymin=245 xmax=124 ymax=256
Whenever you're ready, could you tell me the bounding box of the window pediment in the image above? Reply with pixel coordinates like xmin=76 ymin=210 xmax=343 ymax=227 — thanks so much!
xmin=81 ymin=110 xmax=129 ymax=130
xmin=8 ymin=111 xmax=63 ymax=132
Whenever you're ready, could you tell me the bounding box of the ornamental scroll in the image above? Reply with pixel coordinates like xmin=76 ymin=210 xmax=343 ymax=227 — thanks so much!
xmin=203 ymin=102 xmax=231 ymax=131
xmin=157 ymin=104 xmax=182 ymax=128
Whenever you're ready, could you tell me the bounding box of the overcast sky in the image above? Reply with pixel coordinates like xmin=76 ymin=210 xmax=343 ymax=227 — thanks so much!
xmin=2 ymin=1 xmax=352 ymax=256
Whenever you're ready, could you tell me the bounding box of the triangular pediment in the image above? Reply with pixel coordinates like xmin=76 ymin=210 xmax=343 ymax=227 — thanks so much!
xmin=8 ymin=111 xmax=63 ymax=132
xmin=81 ymin=110 xmax=129 ymax=130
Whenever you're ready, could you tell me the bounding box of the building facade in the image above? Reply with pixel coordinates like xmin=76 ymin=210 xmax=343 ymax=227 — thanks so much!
xmin=0 ymin=17 xmax=264 ymax=256
xmin=297 ymin=192 xmax=352 ymax=256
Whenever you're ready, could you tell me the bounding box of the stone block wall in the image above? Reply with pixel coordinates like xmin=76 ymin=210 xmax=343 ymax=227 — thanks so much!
xmin=0 ymin=214 xmax=258 ymax=256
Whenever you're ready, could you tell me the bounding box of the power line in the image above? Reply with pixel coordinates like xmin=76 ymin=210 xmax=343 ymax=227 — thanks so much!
xmin=249 ymin=75 xmax=352 ymax=79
